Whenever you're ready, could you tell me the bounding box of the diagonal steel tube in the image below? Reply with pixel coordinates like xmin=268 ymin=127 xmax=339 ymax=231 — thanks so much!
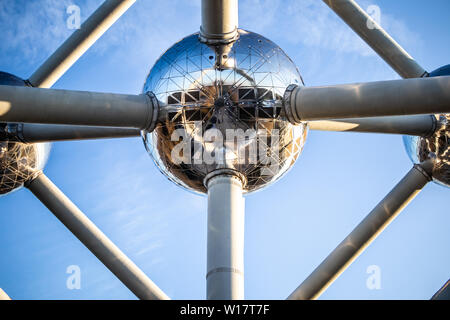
xmin=308 ymin=115 xmax=437 ymax=136
xmin=0 ymin=288 xmax=11 ymax=300
xmin=0 ymin=85 xmax=159 ymax=130
xmin=26 ymin=172 xmax=169 ymax=300
xmin=287 ymin=164 xmax=431 ymax=300
xmin=28 ymin=0 xmax=136 ymax=88
xmin=431 ymin=280 xmax=450 ymax=300
xmin=283 ymin=76 xmax=450 ymax=123
xmin=13 ymin=124 xmax=140 ymax=143
xmin=322 ymin=0 xmax=426 ymax=79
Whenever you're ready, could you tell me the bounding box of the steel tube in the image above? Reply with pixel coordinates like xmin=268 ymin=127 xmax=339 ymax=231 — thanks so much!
xmin=322 ymin=0 xmax=426 ymax=78
xmin=28 ymin=0 xmax=136 ymax=88
xmin=26 ymin=173 xmax=169 ymax=300
xmin=0 ymin=288 xmax=11 ymax=300
xmin=308 ymin=115 xmax=437 ymax=136
xmin=200 ymin=0 xmax=239 ymax=44
xmin=288 ymin=164 xmax=431 ymax=300
xmin=17 ymin=124 xmax=140 ymax=143
xmin=431 ymin=280 xmax=450 ymax=300
xmin=284 ymin=76 xmax=450 ymax=123
xmin=205 ymin=170 xmax=245 ymax=300
xmin=0 ymin=85 xmax=158 ymax=130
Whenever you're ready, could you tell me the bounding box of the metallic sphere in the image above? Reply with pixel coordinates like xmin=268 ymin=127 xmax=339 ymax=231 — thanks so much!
xmin=403 ymin=65 xmax=450 ymax=188
xmin=403 ymin=114 xmax=450 ymax=188
xmin=0 ymin=72 xmax=51 ymax=195
xmin=142 ymin=30 xmax=307 ymax=194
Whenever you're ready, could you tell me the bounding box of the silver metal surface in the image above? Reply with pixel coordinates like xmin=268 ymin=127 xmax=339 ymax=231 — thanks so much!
xmin=287 ymin=164 xmax=431 ymax=300
xmin=322 ymin=0 xmax=427 ymax=79
xmin=431 ymin=279 xmax=450 ymax=300
xmin=0 ymin=72 xmax=51 ymax=195
xmin=0 ymin=86 xmax=158 ymax=130
xmin=28 ymin=0 xmax=136 ymax=88
xmin=0 ymin=288 xmax=11 ymax=300
xmin=404 ymin=114 xmax=450 ymax=187
xmin=206 ymin=171 xmax=245 ymax=300
xmin=0 ymin=140 xmax=50 ymax=195
xmin=200 ymin=0 xmax=239 ymax=44
xmin=26 ymin=172 xmax=170 ymax=300
xmin=143 ymin=30 xmax=308 ymax=194
xmin=12 ymin=124 xmax=140 ymax=143
xmin=283 ymin=77 xmax=450 ymax=122
xmin=308 ymin=115 xmax=437 ymax=136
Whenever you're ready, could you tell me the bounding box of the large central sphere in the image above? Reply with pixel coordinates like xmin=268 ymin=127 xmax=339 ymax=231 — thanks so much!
xmin=143 ymin=30 xmax=307 ymax=194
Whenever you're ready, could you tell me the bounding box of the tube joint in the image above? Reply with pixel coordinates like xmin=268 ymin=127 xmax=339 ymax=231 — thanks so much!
xmin=143 ymin=91 xmax=160 ymax=132
xmin=203 ymin=169 xmax=247 ymax=190
xmin=283 ymin=84 xmax=301 ymax=124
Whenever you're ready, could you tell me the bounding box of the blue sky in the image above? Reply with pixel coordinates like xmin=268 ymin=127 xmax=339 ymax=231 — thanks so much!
xmin=0 ymin=0 xmax=449 ymax=300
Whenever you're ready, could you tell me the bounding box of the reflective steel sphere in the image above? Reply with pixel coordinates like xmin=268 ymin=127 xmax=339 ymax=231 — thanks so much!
xmin=142 ymin=30 xmax=307 ymax=194
xmin=403 ymin=114 xmax=450 ymax=188
xmin=0 ymin=72 xmax=51 ymax=195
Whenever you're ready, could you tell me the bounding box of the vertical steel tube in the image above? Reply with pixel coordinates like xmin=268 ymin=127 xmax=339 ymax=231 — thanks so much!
xmin=28 ymin=0 xmax=136 ymax=88
xmin=26 ymin=172 xmax=169 ymax=300
xmin=206 ymin=171 xmax=245 ymax=300
xmin=200 ymin=0 xmax=239 ymax=43
xmin=288 ymin=164 xmax=431 ymax=300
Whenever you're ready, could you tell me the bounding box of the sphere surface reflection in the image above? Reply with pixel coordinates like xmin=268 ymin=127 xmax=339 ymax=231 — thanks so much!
xmin=0 ymin=140 xmax=51 ymax=195
xmin=0 ymin=71 xmax=51 ymax=195
xmin=143 ymin=30 xmax=307 ymax=194
xmin=403 ymin=114 xmax=450 ymax=188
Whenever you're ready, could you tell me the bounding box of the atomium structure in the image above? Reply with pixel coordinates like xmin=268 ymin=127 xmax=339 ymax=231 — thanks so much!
xmin=0 ymin=0 xmax=449 ymax=300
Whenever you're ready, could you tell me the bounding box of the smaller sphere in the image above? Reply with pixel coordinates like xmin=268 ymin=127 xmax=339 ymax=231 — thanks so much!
xmin=403 ymin=114 xmax=450 ymax=188
xmin=0 ymin=140 xmax=51 ymax=195
xmin=0 ymin=71 xmax=51 ymax=195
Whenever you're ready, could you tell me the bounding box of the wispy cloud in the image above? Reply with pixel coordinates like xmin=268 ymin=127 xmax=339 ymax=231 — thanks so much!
xmin=240 ymin=0 xmax=422 ymax=57
xmin=0 ymin=0 xmax=198 ymax=76
xmin=86 ymin=147 xmax=205 ymax=269
xmin=0 ymin=0 xmax=74 ymax=66
xmin=0 ymin=0 xmax=422 ymax=87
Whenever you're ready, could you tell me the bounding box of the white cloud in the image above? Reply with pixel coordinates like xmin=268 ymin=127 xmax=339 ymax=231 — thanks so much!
xmin=239 ymin=0 xmax=422 ymax=58
xmin=0 ymin=0 xmax=74 ymax=65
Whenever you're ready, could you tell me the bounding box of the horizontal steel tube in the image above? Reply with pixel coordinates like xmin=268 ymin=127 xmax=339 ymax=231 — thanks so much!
xmin=200 ymin=0 xmax=239 ymax=43
xmin=287 ymin=164 xmax=431 ymax=300
xmin=0 ymin=85 xmax=157 ymax=130
xmin=308 ymin=115 xmax=436 ymax=136
xmin=29 ymin=0 xmax=136 ymax=88
xmin=284 ymin=76 xmax=450 ymax=122
xmin=18 ymin=124 xmax=140 ymax=143
xmin=323 ymin=0 xmax=426 ymax=79
xmin=26 ymin=173 xmax=169 ymax=300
